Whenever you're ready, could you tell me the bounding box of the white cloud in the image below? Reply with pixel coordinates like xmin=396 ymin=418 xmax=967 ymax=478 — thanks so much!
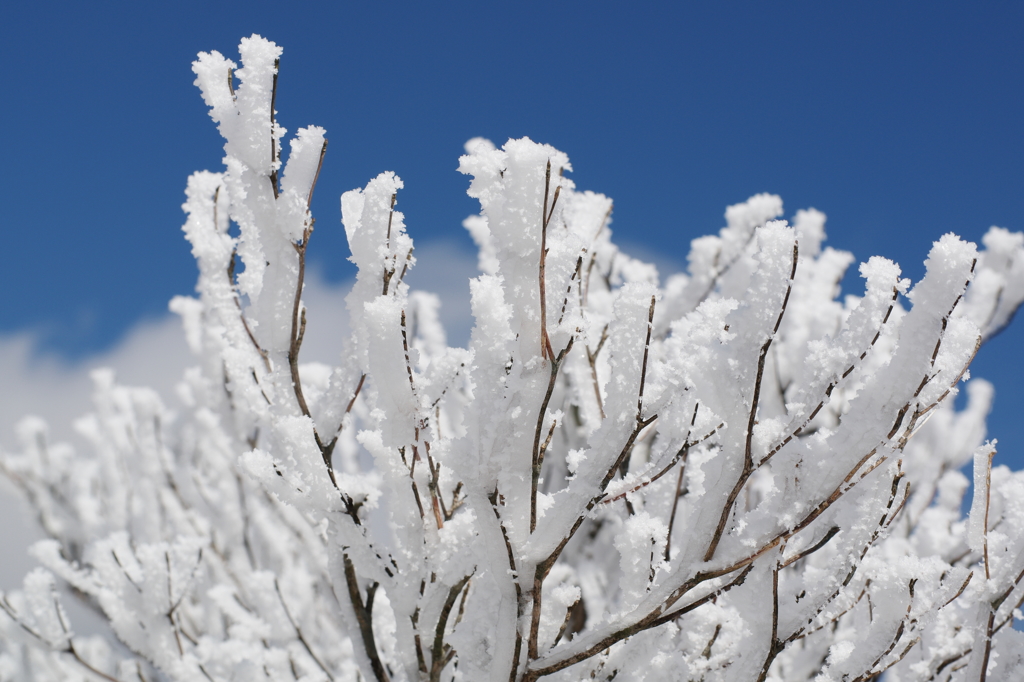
xmin=0 ymin=240 xmax=480 ymax=590
xmin=0 ymin=315 xmax=196 ymax=590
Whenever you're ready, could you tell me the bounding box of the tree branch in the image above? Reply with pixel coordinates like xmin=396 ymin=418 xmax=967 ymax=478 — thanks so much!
xmin=539 ymin=160 xmax=562 ymax=359
xmin=705 ymin=241 xmax=798 ymax=562
xmin=531 ymin=337 xmax=574 ymax=533
xmin=430 ymin=574 xmax=473 ymax=682
xmin=343 ymin=554 xmax=390 ymax=682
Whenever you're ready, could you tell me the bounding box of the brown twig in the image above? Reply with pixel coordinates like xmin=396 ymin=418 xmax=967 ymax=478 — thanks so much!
xmin=523 ymin=563 xmax=756 ymax=681
xmin=664 ymin=444 xmax=691 ymax=562
xmin=286 ymin=223 xmax=343 ymax=488
xmin=551 ymin=597 xmax=583 ymax=648
xmin=343 ymin=555 xmax=390 ymax=682
xmin=269 ymin=58 xmax=280 ymax=199
xmin=854 ymin=579 xmax=919 ymax=682
xmin=779 ymin=525 xmax=840 ymax=569
xmin=537 ymin=421 xmax=559 ymax=485
xmin=539 ymin=160 xmax=562 ymax=359
xmin=760 ymin=284 xmax=900 ymax=466
xmin=430 ymin=574 xmax=473 ymax=682
xmin=783 ymin=468 xmax=908 ymax=646
xmin=398 ymin=247 xmax=414 ymax=285
xmin=603 ymin=416 xmax=721 ymax=506
xmin=525 ymin=304 xmax=658 ymax=666
xmin=530 ymin=418 xmax=661 ymax=615
xmin=636 ymin=296 xmax=656 ymax=423
xmin=421 ymin=444 xmax=444 ymax=531
xmin=322 ymin=373 xmax=366 ymax=462
xmin=287 ymin=223 xmax=314 ymax=420
xmin=704 ymin=242 xmax=798 ymax=562
xmin=275 ymin=578 xmax=335 ymax=681
xmin=888 ymin=261 xmax=978 ymax=452
xmin=755 ymin=559 xmax=783 ymax=682
xmin=307 ymin=139 xmax=328 ymax=208
xmin=557 ymin=256 xmax=583 ymax=327
xmin=688 ymin=227 xmax=760 ymax=314
xmin=524 ymin=440 xmax=888 ymax=680
xmin=403 ymin=447 xmax=426 ymax=520
xmin=447 ymin=481 xmax=465 ymax=521
xmin=531 ymin=338 xmax=575 ymax=533
xmin=412 ymin=600 xmax=428 ymax=674
xmin=225 ymin=191 xmax=272 ymax=375
xmin=382 ymin=194 xmax=398 ymax=295
xmin=585 ymin=325 xmax=609 ymax=420
xmin=426 ymin=446 xmax=449 ymax=522
xmin=400 ymin=310 xmax=418 ymax=395
xmin=490 ymin=490 xmax=525 ymax=682
xmin=977 ymin=445 xmax=996 ymax=682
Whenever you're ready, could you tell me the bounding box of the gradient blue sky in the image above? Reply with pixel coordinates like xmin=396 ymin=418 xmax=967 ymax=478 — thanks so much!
xmin=2 ymin=1 xmax=1022 ymax=464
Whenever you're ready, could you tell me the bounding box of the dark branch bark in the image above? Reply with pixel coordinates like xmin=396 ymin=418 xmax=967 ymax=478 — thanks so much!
xmin=343 ymin=554 xmax=390 ymax=682
xmin=531 ymin=338 xmax=574 ymax=533
xmin=430 ymin=574 xmax=472 ymax=682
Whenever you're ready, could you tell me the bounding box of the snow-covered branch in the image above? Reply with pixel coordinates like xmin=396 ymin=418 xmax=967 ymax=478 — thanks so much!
xmin=4 ymin=35 xmax=1024 ymax=682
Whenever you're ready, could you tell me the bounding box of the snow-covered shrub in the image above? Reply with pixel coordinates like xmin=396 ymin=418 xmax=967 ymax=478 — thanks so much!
xmin=4 ymin=35 xmax=1024 ymax=682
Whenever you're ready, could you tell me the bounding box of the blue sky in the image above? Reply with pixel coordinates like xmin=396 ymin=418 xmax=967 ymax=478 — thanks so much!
xmin=2 ymin=1 xmax=1022 ymax=465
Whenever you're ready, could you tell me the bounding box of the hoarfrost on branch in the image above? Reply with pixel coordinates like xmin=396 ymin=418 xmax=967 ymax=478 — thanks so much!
xmin=4 ymin=35 xmax=1024 ymax=682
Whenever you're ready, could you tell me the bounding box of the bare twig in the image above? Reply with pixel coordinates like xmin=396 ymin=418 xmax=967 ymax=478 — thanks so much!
xmin=490 ymin=490 xmax=524 ymax=682
xmin=430 ymin=574 xmax=473 ymax=682
xmin=412 ymin=595 xmax=427 ymax=674
xmin=761 ymin=284 xmax=900 ymax=466
xmin=403 ymin=447 xmax=426 ymax=520
xmin=585 ymin=325 xmax=609 ymax=420
xmin=784 ymin=468 xmax=908 ymax=645
xmin=978 ymin=445 xmax=996 ymax=682
xmin=603 ymin=416 xmax=721 ymax=506
xmin=382 ymin=194 xmax=398 ymax=295
xmin=343 ymin=555 xmax=390 ymax=682
xmin=779 ymin=525 xmax=840 ymax=569
xmin=664 ymin=443 xmax=691 ymax=562
xmin=539 ymin=160 xmax=562 ymax=359
xmin=526 ymin=302 xmax=658 ymax=665
xmin=944 ymin=572 xmax=975 ymax=609
xmin=688 ymin=226 xmax=760 ymax=313
xmin=557 ymin=256 xmax=583 ymax=327
xmin=523 ymin=563 xmax=755 ymax=681
xmin=636 ymin=296 xmax=656 ymax=424
xmin=854 ymin=579 xmax=919 ymax=682
xmin=705 ymin=242 xmax=798 ymax=562
xmin=398 ymin=247 xmax=414 ymax=285
xmin=65 ymin=643 xmax=123 ymax=682
xmin=0 ymin=592 xmax=121 ymax=682
xmin=531 ymin=337 xmax=575 ymax=533
xmin=755 ymin=558 xmax=783 ymax=682
xmin=524 ymin=440 xmax=890 ymax=680
xmin=551 ymin=597 xmax=583 ymax=648
xmin=421 ymin=444 xmax=444 ymax=531
xmin=307 ymin=139 xmax=328 ymax=208
xmin=323 ymin=373 xmax=367 ymax=462
xmin=284 ymin=219 xmax=362 ymax=520
xmin=400 ymin=309 xmax=418 ymax=394
xmin=269 ymin=58 xmax=280 ymax=199
xmin=275 ymin=578 xmax=336 ymax=681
